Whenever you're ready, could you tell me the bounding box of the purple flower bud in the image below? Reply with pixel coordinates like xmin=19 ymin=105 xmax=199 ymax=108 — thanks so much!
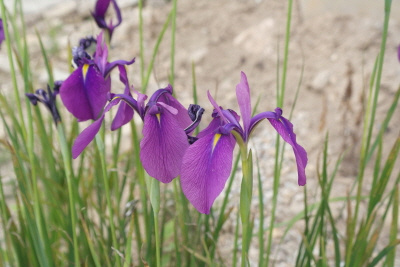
xmin=25 ymin=84 xmax=61 ymax=125
xmin=91 ymin=0 xmax=122 ymax=40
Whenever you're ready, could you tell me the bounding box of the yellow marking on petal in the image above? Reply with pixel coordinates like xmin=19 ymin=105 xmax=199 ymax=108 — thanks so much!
xmin=82 ymin=64 xmax=90 ymax=81
xmin=213 ymin=134 xmax=222 ymax=150
xmin=156 ymin=113 xmax=161 ymax=123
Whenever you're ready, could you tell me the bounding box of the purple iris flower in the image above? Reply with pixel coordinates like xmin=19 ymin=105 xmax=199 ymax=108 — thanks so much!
xmin=0 ymin=18 xmax=5 ymax=48
xmin=72 ymin=67 xmax=203 ymax=184
xmin=91 ymin=0 xmax=122 ymax=39
xmin=25 ymin=81 xmax=63 ymax=125
xmin=59 ymin=32 xmax=134 ymax=122
xmin=180 ymin=72 xmax=308 ymax=214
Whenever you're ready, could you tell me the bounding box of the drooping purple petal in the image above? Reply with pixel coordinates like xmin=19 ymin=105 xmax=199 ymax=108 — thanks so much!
xmin=60 ymin=64 xmax=111 ymax=121
xmin=140 ymin=107 xmax=189 ymax=183
xmin=236 ymin=71 xmax=252 ymax=137
xmin=181 ymin=132 xmax=235 ymax=214
xmin=72 ymin=98 xmax=121 ymax=158
xmin=72 ymin=115 xmax=105 ymax=159
xmin=267 ymin=116 xmax=307 ymax=186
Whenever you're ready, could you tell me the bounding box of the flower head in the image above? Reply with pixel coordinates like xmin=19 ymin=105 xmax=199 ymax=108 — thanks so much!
xmin=59 ymin=32 xmax=134 ymax=122
xmin=181 ymin=72 xmax=308 ymax=214
xmin=91 ymin=0 xmax=122 ymax=39
xmin=25 ymin=81 xmax=63 ymax=125
xmin=72 ymin=67 xmax=201 ymax=184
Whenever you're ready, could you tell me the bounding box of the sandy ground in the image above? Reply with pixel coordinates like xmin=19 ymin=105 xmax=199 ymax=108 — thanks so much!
xmin=1 ymin=0 xmax=400 ymax=266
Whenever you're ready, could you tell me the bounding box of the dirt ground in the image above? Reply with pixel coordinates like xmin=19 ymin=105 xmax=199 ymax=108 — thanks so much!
xmin=1 ymin=0 xmax=400 ymax=266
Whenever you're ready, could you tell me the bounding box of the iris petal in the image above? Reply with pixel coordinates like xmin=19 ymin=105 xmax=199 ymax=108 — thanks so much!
xmin=72 ymin=98 xmax=121 ymax=158
xmin=267 ymin=117 xmax=308 ymax=186
xmin=140 ymin=109 xmax=189 ymax=183
xmin=236 ymin=71 xmax=251 ymax=137
xmin=72 ymin=115 xmax=105 ymax=159
xmin=60 ymin=64 xmax=110 ymax=121
xmin=181 ymin=132 xmax=235 ymax=214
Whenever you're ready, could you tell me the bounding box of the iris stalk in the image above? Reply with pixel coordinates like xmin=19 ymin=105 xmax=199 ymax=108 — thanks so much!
xmin=95 ymin=133 xmax=121 ymax=267
xmin=57 ymin=123 xmax=80 ymax=266
xmin=233 ymin=131 xmax=252 ymax=267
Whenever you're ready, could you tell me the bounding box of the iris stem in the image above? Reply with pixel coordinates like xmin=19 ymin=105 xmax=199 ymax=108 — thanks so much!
xmin=95 ymin=133 xmax=121 ymax=267
xmin=154 ymin=211 xmax=161 ymax=267
xmin=57 ymin=123 xmax=80 ymax=266
xmin=232 ymin=132 xmax=252 ymax=267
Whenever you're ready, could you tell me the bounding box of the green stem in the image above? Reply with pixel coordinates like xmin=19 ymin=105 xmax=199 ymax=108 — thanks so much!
xmin=232 ymin=132 xmax=252 ymax=267
xmin=95 ymin=133 xmax=121 ymax=267
xmin=57 ymin=123 xmax=80 ymax=266
xmin=154 ymin=212 xmax=161 ymax=267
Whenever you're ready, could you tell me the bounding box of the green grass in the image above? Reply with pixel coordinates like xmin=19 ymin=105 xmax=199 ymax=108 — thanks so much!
xmin=0 ymin=0 xmax=399 ymax=266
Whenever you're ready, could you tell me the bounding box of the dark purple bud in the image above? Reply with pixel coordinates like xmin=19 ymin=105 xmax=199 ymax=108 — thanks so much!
xmin=91 ymin=0 xmax=122 ymax=40
xmin=185 ymin=104 xmax=204 ymax=134
xmin=25 ymin=84 xmax=62 ymax=125
xmin=26 ymin=93 xmax=38 ymax=105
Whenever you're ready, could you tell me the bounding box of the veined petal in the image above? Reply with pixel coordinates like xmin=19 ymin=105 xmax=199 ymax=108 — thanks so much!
xmin=196 ymin=117 xmax=221 ymax=139
xmin=164 ymin=94 xmax=192 ymax=129
xmin=110 ymin=100 xmax=133 ymax=130
xmin=181 ymin=132 xmax=235 ymax=214
xmin=72 ymin=98 xmax=121 ymax=158
xmin=267 ymin=116 xmax=307 ymax=186
xmin=60 ymin=64 xmax=111 ymax=121
xmin=236 ymin=71 xmax=251 ymax=137
xmin=72 ymin=115 xmax=105 ymax=159
xmin=150 ymin=84 xmax=192 ymax=129
xmin=140 ymin=109 xmax=189 ymax=183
